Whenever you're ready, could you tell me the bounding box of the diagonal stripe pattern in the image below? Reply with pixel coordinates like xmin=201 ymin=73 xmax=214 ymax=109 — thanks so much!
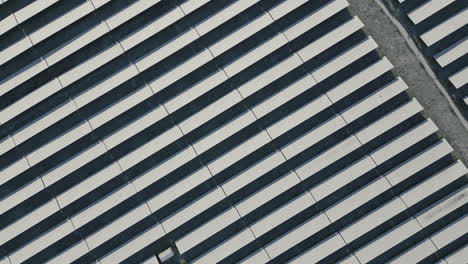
xmin=0 ymin=0 xmax=467 ymax=263
xmin=394 ymin=0 xmax=468 ymax=112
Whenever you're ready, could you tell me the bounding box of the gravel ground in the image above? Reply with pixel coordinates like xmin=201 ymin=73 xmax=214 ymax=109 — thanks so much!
xmin=345 ymin=0 xmax=468 ymax=165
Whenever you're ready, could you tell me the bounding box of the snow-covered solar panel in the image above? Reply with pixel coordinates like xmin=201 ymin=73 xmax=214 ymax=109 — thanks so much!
xmin=0 ymin=0 xmax=467 ymax=263
xmin=394 ymin=0 xmax=468 ymax=111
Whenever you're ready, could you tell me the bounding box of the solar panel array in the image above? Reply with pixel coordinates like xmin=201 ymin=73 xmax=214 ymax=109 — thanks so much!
xmin=394 ymin=0 xmax=468 ymax=108
xmin=0 ymin=0 xmax=467 ymax=263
